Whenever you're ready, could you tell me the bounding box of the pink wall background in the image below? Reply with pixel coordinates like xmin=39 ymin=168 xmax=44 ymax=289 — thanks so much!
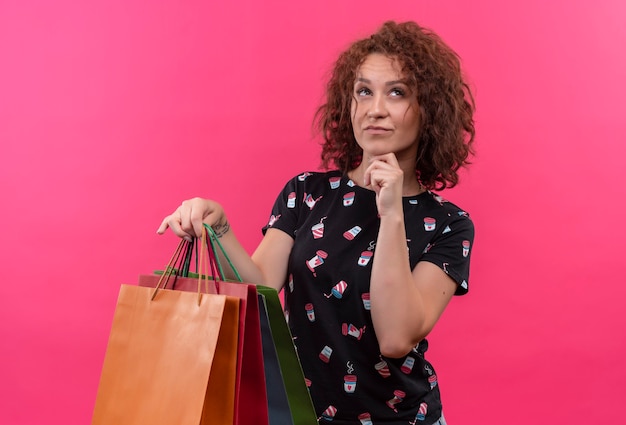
xmin=1 ymin=0 xmax=625 ymax=423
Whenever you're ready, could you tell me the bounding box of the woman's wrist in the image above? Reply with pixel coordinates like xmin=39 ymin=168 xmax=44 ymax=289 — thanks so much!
xmin=212 ymin=217 xmax=230 ymax=239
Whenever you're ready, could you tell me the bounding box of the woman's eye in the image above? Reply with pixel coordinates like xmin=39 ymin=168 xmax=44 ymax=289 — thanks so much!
xmin=390 ymin=88 xmax=405 ymax=97
xmin=356 ymin=87 xmax=371 ymax=96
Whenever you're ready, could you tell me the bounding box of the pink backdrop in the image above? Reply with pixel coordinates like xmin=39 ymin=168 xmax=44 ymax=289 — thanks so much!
xmin=1 ymin=0 xmax=625 ymax=423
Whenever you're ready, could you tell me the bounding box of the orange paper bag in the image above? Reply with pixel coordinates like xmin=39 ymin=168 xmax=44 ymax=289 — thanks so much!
xmin=92 ymin=284 xmax=239 ymax=425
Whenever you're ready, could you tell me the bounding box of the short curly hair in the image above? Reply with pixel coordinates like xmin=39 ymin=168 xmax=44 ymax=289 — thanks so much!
xmin=315 ymin=21 xmax=475 ymax=190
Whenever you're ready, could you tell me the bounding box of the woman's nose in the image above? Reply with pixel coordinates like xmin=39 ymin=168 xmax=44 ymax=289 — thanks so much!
xmin=367 ymin=94 xmax=388 ymax=118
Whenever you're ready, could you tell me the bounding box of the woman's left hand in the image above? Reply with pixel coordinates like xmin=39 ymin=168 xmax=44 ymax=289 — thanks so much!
xmin=363 ymin=153 xmax=404 ymax=217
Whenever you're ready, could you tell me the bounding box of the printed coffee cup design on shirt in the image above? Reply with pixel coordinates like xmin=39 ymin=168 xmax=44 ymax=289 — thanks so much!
xmin=386 ymin=390 xmax=406 ymax=412
xmin=343 ymin=225 xmax=362 ymax=240
xmin=401 ymin=356 xmax=415 ymax=374
xmin=325 ymin=280 xmax=347 ymax=299
xmin=343 ymin=375 xmax=357 ymax=393
xmin=358 ymin=413 xmax=373 ymax=425
xmin=319 ymin=345 xmax=333 ymax=363
xmin=375 ymin=359 xmax=390 ymax=378
xmin=287 ymin=192 xmax=296 ymax=208
xmin=305 ymin=303 xmax=315 ymax=322
xmin=423 ymin=217 xmax=436 ymax=231
xmin=343 ymin=191 xmax=355 ymax=206
xmin=358 ymin=250 xmax=373 ymax=266
xmin=311 ymin=218 xmax=326 ymax=239
xmin=361 ymin=293 xmax=371 ymax=310
xmin=268 ymin=214 xmax=281 ymax=227
xmin=304 ymin=193 xmax=323 ymax=210
xmin=306 ymin=250 xmax=328 ymax=276
xmin=415 ymin=402 xmax=428 ymax=421
xmin=433 ymin=193 xmax=447 ymax=205
xmin=462 ymin=240 xmax=470 ymax=257
xmin=320 ymin=406 xmax=337 ymax=421
xmin=342 ymin=323 xmax=366 ymax=340
xmin=428 ymin=374 xmax=438 ymax=389
xmin=329 ymin=176 xmax=341 ymax=189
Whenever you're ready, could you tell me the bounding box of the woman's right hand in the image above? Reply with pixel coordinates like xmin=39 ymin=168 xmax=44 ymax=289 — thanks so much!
xmin=156 ymin=197 xmax=228 ymax=242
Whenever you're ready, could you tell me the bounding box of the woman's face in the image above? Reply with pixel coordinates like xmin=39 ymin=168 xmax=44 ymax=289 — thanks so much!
xmin=350 ymin=53 xmax=420 ymax=162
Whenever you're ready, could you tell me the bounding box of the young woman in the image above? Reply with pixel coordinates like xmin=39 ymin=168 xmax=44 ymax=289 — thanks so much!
xmin=158 ymin=20 xmax=475 ymax=425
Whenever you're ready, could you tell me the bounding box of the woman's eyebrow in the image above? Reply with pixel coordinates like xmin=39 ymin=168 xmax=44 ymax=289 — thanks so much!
xmin=355 ymin=77 xmax=409 ymax=86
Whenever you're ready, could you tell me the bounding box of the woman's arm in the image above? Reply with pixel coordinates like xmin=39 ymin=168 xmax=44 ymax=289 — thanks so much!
xmin=157 ymin=197 xmax=293 ymax=291
xmin=363 ymin=155 xmax=458 ymax=358
xmin=370 ymin=214 xmax=457 ymax=358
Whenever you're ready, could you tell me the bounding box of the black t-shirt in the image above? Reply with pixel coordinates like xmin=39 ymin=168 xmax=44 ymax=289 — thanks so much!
xmin=263 ymin=171 xmax=474 ymax=424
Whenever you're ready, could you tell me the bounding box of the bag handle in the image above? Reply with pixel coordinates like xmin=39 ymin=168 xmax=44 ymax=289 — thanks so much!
xmin=195 ymin=228 xmax=214 ymax=305
xmin=181 ymin=238 xmax=195 ymax=277
xmin=203 ymin=224 xmax=243 ymax=283
xmin=150 ymin=234 xmax=216 ymax=305
xmin=170 ymin=238 xmax=194 ymax=281
xmin=150 ymin=238 xmax=187 ymax=299
xmin=199 ymin=225 xmax=222 ymax=290
xmin=155 ymin=225 xmax=240 ymax=285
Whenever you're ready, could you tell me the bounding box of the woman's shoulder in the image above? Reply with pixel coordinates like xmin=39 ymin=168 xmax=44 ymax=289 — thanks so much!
xmin=419 ymin=191 xmax=472 ymax=222
xmin=290 ymin=170 xmax=342 ymax=181
xmin=275 ymin=170 xmax=344 ymax=198
xmin=284 ymin=170 xmax=343 ymax=187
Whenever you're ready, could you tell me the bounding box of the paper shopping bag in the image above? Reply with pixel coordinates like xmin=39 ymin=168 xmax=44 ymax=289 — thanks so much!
xmin=257 ymin=286 xmax=318 ymax=425
xmin=138 ymin=275 xmax=269 ymax=425
xmin=138 ymin=234 xmax=269 ymax=425
xmin=201 ymin=227 xmax=316 ymax=424
xmin=92 ymin=285 xmax=239 ymax=425
xmin=257 ymin=293 xmax=294 ymax=425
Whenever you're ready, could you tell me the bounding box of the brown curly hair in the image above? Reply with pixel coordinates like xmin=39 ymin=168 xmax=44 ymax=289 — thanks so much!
xmin=315 ymin=21 xmax=475 ymax=190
